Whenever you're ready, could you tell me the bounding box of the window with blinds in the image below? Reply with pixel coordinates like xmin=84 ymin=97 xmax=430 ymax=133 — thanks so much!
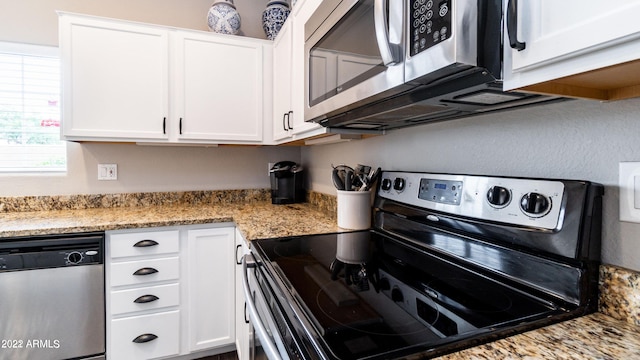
xmin=0 ymin=42 xmax=66 ymax=172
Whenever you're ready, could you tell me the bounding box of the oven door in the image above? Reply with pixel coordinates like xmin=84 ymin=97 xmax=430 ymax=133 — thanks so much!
xmin=242 ymin=254 xmax=302 ymax=360
xmin=304 ymin=0 xmax=408 ymax=124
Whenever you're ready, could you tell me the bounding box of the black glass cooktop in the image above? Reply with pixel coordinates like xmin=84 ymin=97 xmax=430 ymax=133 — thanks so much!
xmin=253 ymin=230 xmax=564 ymax=359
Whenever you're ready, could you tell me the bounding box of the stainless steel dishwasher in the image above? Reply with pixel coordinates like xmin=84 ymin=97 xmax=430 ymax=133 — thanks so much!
xmin=0 ymin=232 xmax=105 ymax=360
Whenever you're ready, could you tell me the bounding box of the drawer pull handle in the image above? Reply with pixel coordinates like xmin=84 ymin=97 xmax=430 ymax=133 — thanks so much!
xmin=133 ymin=239 xmax=159 ymax=248
xmin=134 ymin=294 xmax=160 ymax=304
xmin=133 ymin=267 xmax=159 ymax=276
xmin=132 ymin=333 xmax=158 ymax=343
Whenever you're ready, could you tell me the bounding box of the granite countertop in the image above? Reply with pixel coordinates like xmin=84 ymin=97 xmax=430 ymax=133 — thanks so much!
xmin=0 ymin=201 xmax=342 ymax=240
xmin=435 ymin=313 xmax=640 ymax=359
xmin=1 ymin=196 xmax=639 ymax=359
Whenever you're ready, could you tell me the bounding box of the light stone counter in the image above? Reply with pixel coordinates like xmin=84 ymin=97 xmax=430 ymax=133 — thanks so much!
xmin=0 ymin=201 xmax=342 ymax=240
xmin=1 ymin=190 xmax=639 ymax=359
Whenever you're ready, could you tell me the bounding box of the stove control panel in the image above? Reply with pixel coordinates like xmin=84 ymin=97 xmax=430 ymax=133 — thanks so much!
xmin=378 ymin=171 xmax=565 ymax=230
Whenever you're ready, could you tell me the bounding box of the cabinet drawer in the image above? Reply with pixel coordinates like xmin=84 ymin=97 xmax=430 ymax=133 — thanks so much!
xmin=110 ymin=310 xmax=180 ymax=359
xmin=111 ymin=257 xmax=179 ymax=287
xmin=111 ymin=283 xmax=180 ymax=315
xmin=110 ymin=230 xmax=179 ymax=259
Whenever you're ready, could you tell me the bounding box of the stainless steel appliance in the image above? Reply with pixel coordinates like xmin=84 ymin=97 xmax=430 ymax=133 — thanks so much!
xmin=0 ymin=233 xmax=105 ymax=360
xmin=270 ymin=161 xmax=305 ymax=205
xmin=304 ymin=0 xmax=564 ymax=130
xmin=242 ymin=171 xmax=603 ymax=359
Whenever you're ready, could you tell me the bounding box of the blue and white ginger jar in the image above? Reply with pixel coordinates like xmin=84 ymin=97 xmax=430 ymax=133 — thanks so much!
xmin=207 ymin=0 xmax=241 ymax=35
xmin=262 ymin=0 xmax=290 ymax=40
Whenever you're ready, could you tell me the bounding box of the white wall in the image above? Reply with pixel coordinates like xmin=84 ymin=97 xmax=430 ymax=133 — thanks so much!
xmin=302 ymin=97 xmax=640 ymax=272
xmin=0 ymin=0 xmax=296 ymax=197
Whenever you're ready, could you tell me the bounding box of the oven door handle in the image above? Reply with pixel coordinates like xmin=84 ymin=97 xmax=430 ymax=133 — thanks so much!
xmin=242 ymin=254 xmax=283 ymax=360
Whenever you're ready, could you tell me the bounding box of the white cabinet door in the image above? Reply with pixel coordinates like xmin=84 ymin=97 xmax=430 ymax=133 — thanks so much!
xmin=290 ymin=1 xmax=322 ymax=137
xmin=234 ymin=229 xmax=251 ymax=360
xmin=272 ymin=20 xmax=294 ymax=142
xmin=173 ymin=31 xmax=265 ymax=143
xmin=504 ymin=0 xmax=640 ymax=95
xmin=60 ymin=13 xmax=169 ymax=141
xmin=60 ymin=13 xmax=271 ymax=144
xmin=187 ymin=227 xmax=236 ymax=352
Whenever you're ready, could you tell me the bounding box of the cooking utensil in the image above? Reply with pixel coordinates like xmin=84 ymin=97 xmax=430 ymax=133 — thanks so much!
xmin=332 ymin=168 xmax=345 ymax=190
xmin=344 ymin=169 xmax=353 ymax=191
xmin=331 ymin=164 xmax=355 ymax=191
xmin=363 ymin=167 xmax=381 ymax=191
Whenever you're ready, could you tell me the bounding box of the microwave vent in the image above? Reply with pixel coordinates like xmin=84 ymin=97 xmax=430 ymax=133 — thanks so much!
xmin=450 ymin=90 xmax=528 ymax=105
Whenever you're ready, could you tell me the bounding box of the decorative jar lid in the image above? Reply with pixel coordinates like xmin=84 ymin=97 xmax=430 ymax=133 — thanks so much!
xmin=212 ymin=0 xmax=236 ymax=9
xmin=267 ymin=0 xmax=290 ymax=8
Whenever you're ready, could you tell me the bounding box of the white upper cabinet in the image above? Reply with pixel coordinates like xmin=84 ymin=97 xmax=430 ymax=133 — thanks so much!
xmin=173 ymin=31 xmax=266 ymax=143
xmin=272 ymin=19 xmax=294 ymax=142
xmin=270 ymin=0 xmax=336 ymax=144
xmin=289 ymin=0 xmax=323 ymax=137
xmin=59 ymin=12 xmax=271 ymax=144
xmin=504 ymin=0 xmax=640 ymax=100
xmin=60 ymin=13 xmax=169 ymax=141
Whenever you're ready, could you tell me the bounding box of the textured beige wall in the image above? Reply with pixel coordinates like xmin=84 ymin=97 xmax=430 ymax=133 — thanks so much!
xmin=0 ymin=0 xmax=268 ymax=46
xmin=302 ymin=97 xmax=640 ymax=272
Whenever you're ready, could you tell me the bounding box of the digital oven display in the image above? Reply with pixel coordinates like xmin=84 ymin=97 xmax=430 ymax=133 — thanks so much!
xmin=419 ymin=178 xmax=463 ymax=205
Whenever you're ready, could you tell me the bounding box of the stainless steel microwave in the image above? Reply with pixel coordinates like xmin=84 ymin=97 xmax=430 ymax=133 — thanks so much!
xmin=304 ymin=0 xmax=564 ymax=131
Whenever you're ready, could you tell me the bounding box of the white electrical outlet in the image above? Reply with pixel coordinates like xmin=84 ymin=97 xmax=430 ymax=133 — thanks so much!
xmin=98 ymin=164 xmax=118 ymax=181
xmin=619 ymin=162 xmax=640 ymax=222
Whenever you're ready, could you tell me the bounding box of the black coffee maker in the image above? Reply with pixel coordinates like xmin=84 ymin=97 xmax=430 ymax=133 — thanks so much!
xmin=270 ymin=161 xmax=304 ymax=204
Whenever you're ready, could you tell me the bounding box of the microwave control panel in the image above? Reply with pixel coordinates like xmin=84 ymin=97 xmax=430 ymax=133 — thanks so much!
xmin=410 ymin=0 xmax=452 ymax=56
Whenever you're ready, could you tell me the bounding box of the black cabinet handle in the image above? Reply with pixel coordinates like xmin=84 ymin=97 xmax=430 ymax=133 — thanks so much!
xmin=133 ymin=239 xmax=159 ymax=248
xmin=507 ymin=0 xmax=526 ymax=51
xmin=244 ymin=302 xmax=249 ymax=324
xmin=132 ymin=333 xmax=158 ymax=343
xmin=179 ymin=117 xmax=183 ymax=134
xmin=162 ymin=117 xmax=166 ymax=134
xmin=235 ymin=244 xmax=242 ymax=265
xmin=287 ymin=111 xmax=293 ymax=130
xmin=133 ymin=267 xmax=159 ymax=276
xmin=134 ymin=294 xmax=160 ymax=304
xmin=282 ymin=112 xmax=288 ymax=131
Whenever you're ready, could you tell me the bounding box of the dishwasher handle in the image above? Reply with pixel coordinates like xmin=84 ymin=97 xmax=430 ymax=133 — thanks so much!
xmin=242 ymin=254 xmax=283 ymax=360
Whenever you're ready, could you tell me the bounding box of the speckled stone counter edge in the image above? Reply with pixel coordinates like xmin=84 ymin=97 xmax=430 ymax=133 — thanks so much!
xmin=599 ymin=264 xmax=640 ymax=327
xmin=0 ymin=189 xmax=272 ymax=212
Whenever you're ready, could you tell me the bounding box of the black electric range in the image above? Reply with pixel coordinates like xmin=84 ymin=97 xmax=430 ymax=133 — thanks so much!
xmin=244 ymin=171 xmax=603 ymax=359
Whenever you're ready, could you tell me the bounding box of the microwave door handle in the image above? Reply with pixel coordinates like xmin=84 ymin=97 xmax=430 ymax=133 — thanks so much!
xmin=374 ymin=0 xmax=400 ymax=65
xmin=242 ymin=255 xmax=283 ymax=360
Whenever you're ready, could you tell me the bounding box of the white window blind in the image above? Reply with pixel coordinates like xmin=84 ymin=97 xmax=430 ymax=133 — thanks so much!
xmin=0 ymin=42 xmax=66 ymax=172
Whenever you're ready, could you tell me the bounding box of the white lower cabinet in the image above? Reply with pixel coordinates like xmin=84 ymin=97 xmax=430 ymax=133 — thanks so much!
xmin=106 ymin=225 xmax=236 ymax=360
xmin=234 ymin=229 xmax=251 ymax=360
xmin=110 ymin=311 xmax=181 ymax=360
xmin=187 ymin=227 xmax=235 ymax=351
